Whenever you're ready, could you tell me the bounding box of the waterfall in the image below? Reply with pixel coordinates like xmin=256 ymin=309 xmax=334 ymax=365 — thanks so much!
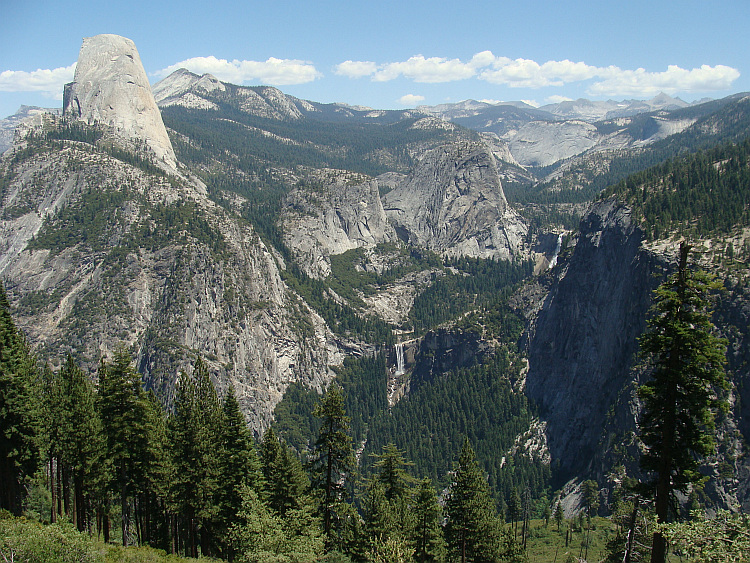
xmin=395 ymin=342 xmax=405 ymax=376
xmin=548 ymin=233 xmax=563 ymax=269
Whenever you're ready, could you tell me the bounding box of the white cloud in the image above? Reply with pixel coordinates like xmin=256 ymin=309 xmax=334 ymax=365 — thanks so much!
xmin=334 ymin=60 xmax=378 ymax=78
xmin=334 ymin=51 xmax=740 ymax=98
xmin=479 ymin=57 xmax=600 ymax=88
xmin=374 ymin=55 xmax=477 ymax=83
xmin=397 ymin=94 xmax=425 ymax=106
xmin=587 ymin=64 xmax=741 ymax=97
xmin=155 ymin=56 xmax=322 ymax=86
xmin=0 ymin=63 xmax=76 ymax=97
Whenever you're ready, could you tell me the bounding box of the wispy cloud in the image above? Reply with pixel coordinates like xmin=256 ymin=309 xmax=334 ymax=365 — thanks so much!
xmin=154 ymin=56 xmax=322 ymax=86
xmin=336 ymin=51 xmax=740 ymax=97
xmin=0 ymin=63 xmax=76 ymax=98
xmin=397 ymin=94 xmax=425 ymax=105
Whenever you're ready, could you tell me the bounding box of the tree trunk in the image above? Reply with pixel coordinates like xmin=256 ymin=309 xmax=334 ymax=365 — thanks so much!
xmin=50 ymin=456 xmax=57 ymax=524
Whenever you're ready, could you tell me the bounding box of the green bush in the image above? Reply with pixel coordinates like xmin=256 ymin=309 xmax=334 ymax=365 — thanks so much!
xmin=0 ymin=513 xmax=103 ymax=563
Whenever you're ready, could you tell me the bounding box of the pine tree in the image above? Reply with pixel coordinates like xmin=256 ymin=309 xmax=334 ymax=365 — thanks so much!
xmin=55 ymin=355 xmax=106 ymax=532
xmin=0 ymin=285 xmax=40 ymax=515
xmin=168 ymin=357 xmax=222 ymax=557
xmin=98 ymin=347 xmax=150 ymax=546
xmin=260 ymin=427 xmax=311 ymax=519
xmin=136 ymin=389 xmax=171 ymax=550
xmin=411 ymin=477 xmax=446 ymax=563
xmin=310 ymin=383 xmax=354 ymax=550
xmin=372 ymin=442 xmax=413 ymax=501
xmin=637 ymin=242 xmax=728 ymax=563
xmin=554 ymin=501 xmax=564 ymax=532
xmin=445 ymin=438 xmax=502 ymax=563
xmin=216 ymin=385 xmax=264 ymax=558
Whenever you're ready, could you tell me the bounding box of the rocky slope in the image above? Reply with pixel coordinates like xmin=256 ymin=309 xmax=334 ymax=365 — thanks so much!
xmin=521 ymin=199 xmax=663 ymax=478
xmin=1 ymin=122 xmax=341 ymax=431
xmin=0 ymin=106 xmax=61 ymax=154
xmin=0 ymin=36 xmax=344 ymax=432
xmin=280 ymin=169 xmax=396 ymax=278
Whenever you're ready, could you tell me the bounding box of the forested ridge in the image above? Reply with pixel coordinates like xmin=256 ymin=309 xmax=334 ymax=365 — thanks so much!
xmin=605 ymin=138 xmax=750 ymax=240
xmin=0 ymin=284 xmax=531 ymax=562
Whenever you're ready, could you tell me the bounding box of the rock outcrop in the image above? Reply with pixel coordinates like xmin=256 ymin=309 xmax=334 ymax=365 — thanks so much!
xmin=383 ymin=139 xmax=527 ymax=259
xmin=63 ymin=34 xmax=177 ymax=171
xmin=506 ymin=120 xmax=600 ymax=167
xmin=281 ymin=170 xmax=396 ymax=278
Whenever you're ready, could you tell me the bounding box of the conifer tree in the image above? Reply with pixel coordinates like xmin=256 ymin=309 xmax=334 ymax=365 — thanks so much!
xmin=445 ymin=438 xmax=503 ymax=563
xmin=554 ymin=501 xmax=564 ymax=532
xmin=411 ymin=477 xmax=446 ymax=563
xmin=216 ymin=385 xmax=264 ymax=558
xmin=372 ymin=442 xmax=413 ymax=501
xmin=637 ymin=242 xmax=728 ymax=563
xmin=310 ymin=383 xmax=354 ymax=550
xmin=168 ymin=357 xmax=222 ymax=557
xmin=98 ymin=347 xmax=149 ymax=546
xmin=55 ymin=355 xmax=106 ymax=532
xmin=137 ymin=389 xmax=171 ymax=550
xmin=0 ymin=284 xmax=40 ymax=516
xmin=261 ymin=428 xmax=309 ymax=518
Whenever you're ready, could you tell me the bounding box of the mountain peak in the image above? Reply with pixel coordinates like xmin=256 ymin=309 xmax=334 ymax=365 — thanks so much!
xmin=63 ymin=34 xmax=177 ymax=170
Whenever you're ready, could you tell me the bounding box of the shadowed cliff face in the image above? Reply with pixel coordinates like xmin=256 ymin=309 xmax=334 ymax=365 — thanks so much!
xmin=523 ymin=198 xmax=664 ymax=479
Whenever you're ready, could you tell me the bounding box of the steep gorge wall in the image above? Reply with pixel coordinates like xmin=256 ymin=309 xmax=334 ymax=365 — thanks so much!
xmin=523 ymin=198 xmax=666 ymax=479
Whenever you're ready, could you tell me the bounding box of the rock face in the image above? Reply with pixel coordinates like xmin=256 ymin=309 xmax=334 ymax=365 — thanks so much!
xmin=151 ymin=68 xmax=226 ymax=110
xmin=63 ymin=34 xmax=177 ymax=171
xmin=152 ymin=69 xmax=314 ymax=120
xmin=1 ymin=114 xmax=336 ymax=434
xmin=523 ymin=198 xmax=664 ymax=478
xmin=383 ymin=139 xmax=527 ymax=259
xmin=507 ymin=120 xmax=600 ymax=167
xmin=281 ymin=170 xmax=396 ymax=278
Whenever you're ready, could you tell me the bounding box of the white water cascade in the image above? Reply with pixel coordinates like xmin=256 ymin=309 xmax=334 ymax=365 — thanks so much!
xmin=395 ymin=341 xmax=405 ymax=376
xmin=548 ymin=233 xmax=563 ymax=269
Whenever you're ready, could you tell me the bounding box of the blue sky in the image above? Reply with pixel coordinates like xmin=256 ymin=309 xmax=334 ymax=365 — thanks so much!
xmin=1 ymin=0 xmax=748 ymax=119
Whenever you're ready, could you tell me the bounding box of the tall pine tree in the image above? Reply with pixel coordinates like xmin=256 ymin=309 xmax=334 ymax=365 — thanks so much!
xmin=0 ymin=284 xmax=40 ymax=515
xmin=637 ymin=242 xmax=728 ymax=563
xmin=445 ymin=438 xmax=507 ymax=563
xmin=168 ymin=357 xmax=222 ymax=557
xmin=310 ymin=383 xmax=354 ymax=551
xmin=98 ymin=347 xmax=150 ymax=546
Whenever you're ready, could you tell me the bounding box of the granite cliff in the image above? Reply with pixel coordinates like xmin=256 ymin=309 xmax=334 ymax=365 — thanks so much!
xmin=520 ymin=198 xmax=750 ymax=509
xmin=63 ymin=34 xmax=177 ymax=171
xmin=382 ymin=139 xmax=527 ymax=259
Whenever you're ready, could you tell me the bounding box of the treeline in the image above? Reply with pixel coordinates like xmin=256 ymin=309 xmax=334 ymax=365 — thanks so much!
xmin=409 ymin=257 xmax=534 ymax=335
xmin=162 ymin=105 xmax=445 ymax=178
xmin=605 ymin=138 xmax=750 ymax=240
xmin=1 ymin=284 xmax=528 ymax=561
xmin=272 ymin=349 xmax=551 ymax=516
